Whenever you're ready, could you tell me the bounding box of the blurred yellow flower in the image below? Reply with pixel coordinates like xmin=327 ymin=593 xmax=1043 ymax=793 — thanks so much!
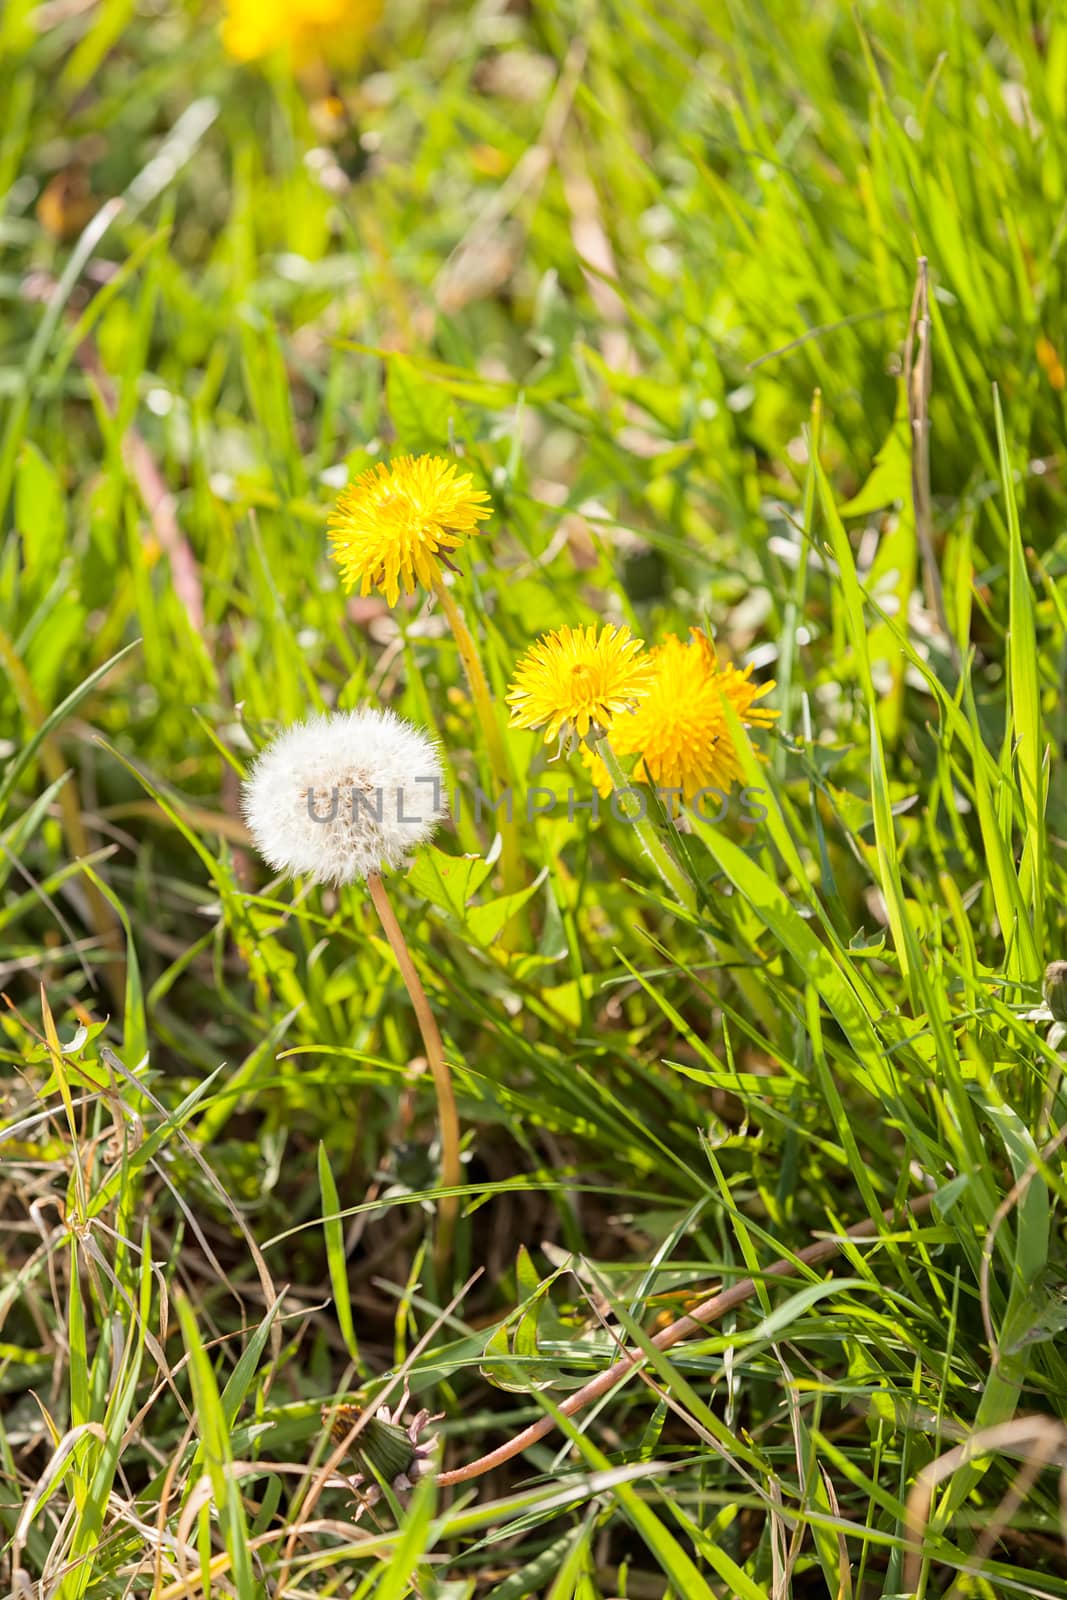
xmin=328 ymin=455 xmax=491 ymax=608
xmin=222 ymin=0 xmax=382 ymax=68
xmin=506 ymin=624 xmax=655 ymax=749
xmin=585 ymin=630 xmax=777 ymax=804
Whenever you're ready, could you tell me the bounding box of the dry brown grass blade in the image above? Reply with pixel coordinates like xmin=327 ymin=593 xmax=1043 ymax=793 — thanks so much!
xmin=904 ymin=255 xmax=959 ymax=670
xmin=903 ymin=1414 xmax=1067 ymax=1595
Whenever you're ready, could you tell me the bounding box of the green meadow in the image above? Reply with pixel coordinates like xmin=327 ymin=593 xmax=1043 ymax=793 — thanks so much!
xmin=2 ymin=0 xmax=1067 ymax=1594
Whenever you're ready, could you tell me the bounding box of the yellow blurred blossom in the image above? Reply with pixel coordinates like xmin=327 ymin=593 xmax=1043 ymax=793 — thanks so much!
xmin=222 ymin=0 xmax=382 ymax=69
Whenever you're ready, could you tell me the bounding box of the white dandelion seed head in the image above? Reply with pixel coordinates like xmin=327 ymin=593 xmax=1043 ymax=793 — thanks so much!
xmin=241 ymin=708 xmax=446 ymax=887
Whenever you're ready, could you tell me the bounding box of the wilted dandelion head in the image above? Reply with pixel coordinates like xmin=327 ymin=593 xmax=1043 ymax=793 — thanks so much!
xmin=222 ymin=0 xmax=382 ymax=68
xmin=506 ymin=623 xmax=655 ymax=749
xmin=324 ymin=1397 xmax=440 ymax=1517
xmin=327 ymin=455 xmax=492 ymax=607
xmin=241 ymin=709 xmax=446 ymax=886
xmin=585 ymin=630 xmax=778 ymax=804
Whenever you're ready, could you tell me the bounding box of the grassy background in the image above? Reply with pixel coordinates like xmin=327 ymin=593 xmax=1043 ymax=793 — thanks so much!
xmin=2 ymin=0 xmax=1067 ymax=1594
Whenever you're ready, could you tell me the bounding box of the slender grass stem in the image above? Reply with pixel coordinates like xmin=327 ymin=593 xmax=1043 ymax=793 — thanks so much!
xmin=595 ymin=744 xmax=779 ymax=1026
xmin=593 ymin=736 xmax=696 ymax=911
xmin=0 ymin=621 xmax=125 ymax=1008
xmin=366 ymin=870 xmax=460 ymax=1277
xmin=432 ymin=577 xmax=525 ymax=912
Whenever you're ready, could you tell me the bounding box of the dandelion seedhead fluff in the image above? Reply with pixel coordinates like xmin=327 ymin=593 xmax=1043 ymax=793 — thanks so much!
xmin=242 ymin=708 xmax=446 ymax=887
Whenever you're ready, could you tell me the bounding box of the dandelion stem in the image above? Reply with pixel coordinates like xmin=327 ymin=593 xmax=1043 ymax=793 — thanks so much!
xmin=366 ymin=871 xmax=461 ymax=1277
xmin=597 ymin=741 xmax=776 ymax=1025
xmin=432 ymin=578 xmax=525 ymax=910
xmin=594 ymin=737 xmax=695 ymax=911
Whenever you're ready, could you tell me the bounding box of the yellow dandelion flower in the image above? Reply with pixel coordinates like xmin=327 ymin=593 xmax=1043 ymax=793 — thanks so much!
xmin=506 ymin=623 xmax=655 ymax=749
xmin=327 ymin=455 xmax=491 ymax=608
xmin=585 ymin=630 xmax=777 ymax=804
xmin=222 ymin=0 xmax=381 ymax=70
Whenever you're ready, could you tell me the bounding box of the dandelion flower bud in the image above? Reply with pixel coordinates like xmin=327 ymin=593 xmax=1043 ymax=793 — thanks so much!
xmin=241 ymin=708 xmax=446 ymax=887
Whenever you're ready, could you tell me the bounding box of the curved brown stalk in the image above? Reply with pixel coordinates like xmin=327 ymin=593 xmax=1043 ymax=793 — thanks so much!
xmin=438 ymin=1192 xmax=935 ymax=1486
xmin=366 ymin=871 xmax=461 ymax=1277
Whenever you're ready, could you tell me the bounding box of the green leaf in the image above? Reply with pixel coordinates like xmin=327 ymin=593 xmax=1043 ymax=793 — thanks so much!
xmin=15 ymin=441 xmax=67 ymax=591
xmin=176 ymin=1296 xmax=254 ymax=1600
xmin=319 ymin=1143 xmax=360 ymax=1364
xmin=386 ymin=354 xmax=454 ymax=451
xmin=406 ymin=845 xmax=494 ymax=920
xmin=839 ymin=415 xmax=911 ymax=516
xmin=996 ymin=387 xmax=1045 ymax=968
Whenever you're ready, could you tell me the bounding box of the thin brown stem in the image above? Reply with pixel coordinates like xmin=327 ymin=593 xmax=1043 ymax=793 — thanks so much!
xmin=438 ymin=1192 xmax=935 ymax=1486
xmin=905 ymin=255 xmax=958 ymax=670
xmin=366 ymin=871 xmax=461 ymax=1278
